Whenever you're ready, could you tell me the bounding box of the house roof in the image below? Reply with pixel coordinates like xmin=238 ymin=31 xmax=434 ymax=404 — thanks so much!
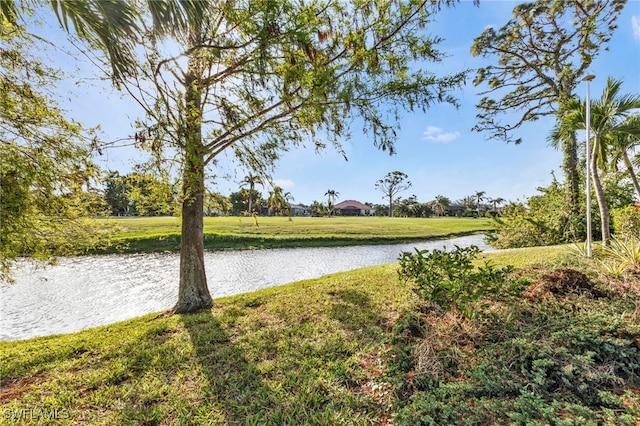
xmin=334 ymin=200 xmax=372 ymax=210
xmin=289 ymin=203 xmax=308 ymax=210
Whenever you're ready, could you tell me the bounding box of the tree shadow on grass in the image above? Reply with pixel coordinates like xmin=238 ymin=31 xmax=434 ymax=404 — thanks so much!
xmin=175 ymin=289 xmax=391 ymax=424
xmin=327 ymin=289 xmax=387 ymax=341
xmin=178 ymin=308 xmax=268 ymax=425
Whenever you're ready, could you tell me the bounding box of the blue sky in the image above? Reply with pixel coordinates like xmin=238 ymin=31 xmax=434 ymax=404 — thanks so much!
xmin=36 ymin=0 xmax=640 ymax=206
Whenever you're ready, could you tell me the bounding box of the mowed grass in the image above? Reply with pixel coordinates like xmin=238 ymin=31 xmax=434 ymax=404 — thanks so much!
xmin=1 ymin=264 xmax=414 ymax=425
xmin=97 ymin=216 xmax=495 ymax=253
xmin=5 ymin=245 xmax=637 ymax=425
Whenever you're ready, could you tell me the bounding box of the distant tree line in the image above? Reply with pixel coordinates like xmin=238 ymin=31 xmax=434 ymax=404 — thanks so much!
xmin=99 ymin=169 xmax=510 ymax=219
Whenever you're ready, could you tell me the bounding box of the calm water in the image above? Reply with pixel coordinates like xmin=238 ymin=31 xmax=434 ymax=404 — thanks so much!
xmin=0 ymin=235 xmax=490 ymax=341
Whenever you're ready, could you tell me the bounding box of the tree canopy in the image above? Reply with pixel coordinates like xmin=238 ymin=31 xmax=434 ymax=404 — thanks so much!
xmin=3 ymin=0 xmax=471 ymax=311
xmin=0 ymin=15 xmax=108 ymax=280
xmin=471 ymin=0 xmax=626 ymax=240
xmin=375 ymin=171 xmax=412 ymax=217
xmin=471 ymin=0 xmax=625 ymax=143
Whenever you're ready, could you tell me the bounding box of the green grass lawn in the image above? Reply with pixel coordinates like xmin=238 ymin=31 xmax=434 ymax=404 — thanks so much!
xmin=2 ymin=245 xmax=638 ymax=424
xmin=97 ymin=216 xmax=495 ymax=253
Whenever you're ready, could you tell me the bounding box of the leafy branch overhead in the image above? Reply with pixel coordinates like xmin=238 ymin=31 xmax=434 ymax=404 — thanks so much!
xmin=471 ymin=0 xmax=625 ymax=143
xmin=2 ymin=0 xmax=473 ymax=312
xmin=85 ymin=0 xmax=470 ymax=171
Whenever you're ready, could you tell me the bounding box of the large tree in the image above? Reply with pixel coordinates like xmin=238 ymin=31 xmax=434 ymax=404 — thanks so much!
xmin=375 ymin=171 xmax=412 ymax=217
xmin=5 ymin=1 xmax=469 ymax=312
xmin=471 ymin=0 xmax=626 ymax=239
xmin=0 ymin=14 xmax=107 ymax=281
xmin=554 ymin=78 xmax=640 ymax=246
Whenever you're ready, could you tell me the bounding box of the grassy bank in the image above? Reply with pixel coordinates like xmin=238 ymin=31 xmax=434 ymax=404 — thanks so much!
xmin=2 ymin=245 xmax=638 ymax=424
xmin=96 ymin=216 xmax=494 ymax=253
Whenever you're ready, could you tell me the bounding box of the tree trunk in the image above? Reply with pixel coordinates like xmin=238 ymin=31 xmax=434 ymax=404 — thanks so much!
xmin=388 ymin=196 xmax=393 ymax=217
xmin=173 ymin=53 xmax=212 ymax=314
xmin=623 ymin=152 xmax=640 ymax=200
xmin=590 ymin=143 xmax=611 ymax=247
xmin=562 ymin=131 xmax=581 ymax=239
xmin=174 ymin=183 xmax=212 ymax=313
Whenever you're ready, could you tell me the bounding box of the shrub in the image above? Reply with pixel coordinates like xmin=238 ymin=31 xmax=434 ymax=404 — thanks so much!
xmin=397 ymin=245 xmax=513 ymax=319
xmin=486 ymin=177 xmax=583 ymax=249
xmin=611 ymin=205 xmax=640 ymax=240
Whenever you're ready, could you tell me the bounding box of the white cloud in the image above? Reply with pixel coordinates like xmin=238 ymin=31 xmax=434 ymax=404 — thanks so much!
xmin=421 ymin=126 xmax=461 ymax=143
xmin=632 ymin=16 xmax=640 ymax=42
xmin=274 ymin=179 xmax=295 ymax=190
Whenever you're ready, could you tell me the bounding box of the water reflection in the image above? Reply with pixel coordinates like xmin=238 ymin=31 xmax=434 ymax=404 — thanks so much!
xmin=0 ymin=235 xmax=490 ymax=341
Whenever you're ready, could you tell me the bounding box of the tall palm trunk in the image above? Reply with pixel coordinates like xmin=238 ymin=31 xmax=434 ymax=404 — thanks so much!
xmin=590 ymin=138 xmax=611 ymax=247
xmin=556 ymin=93 xmax=582 ymax=240
xmin=173 ymin=54 xmax=212 ymax=314
xmin=562 ymin=131 xmax=581 ymax=238
xmin=622 ymin=152 xmax=640 ymax=199
xmin=247 ymin=182 xmax=254 ymax=214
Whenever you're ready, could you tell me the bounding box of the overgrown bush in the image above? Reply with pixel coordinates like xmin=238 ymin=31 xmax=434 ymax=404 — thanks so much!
xmin=611 ymin=205 xmax=640 ymax=240
xmin=487 ymin=179 xmax=586 ymax=248
xmin=390 ymin=268 xmax=640 ymax=425
xmin=489 ymin=174 xmax=634 ymax=249
xmin=397 ymin=245 xmax=513 ymax=319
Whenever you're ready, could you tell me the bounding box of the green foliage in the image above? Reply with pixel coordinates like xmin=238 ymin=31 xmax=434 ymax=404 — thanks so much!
xmin=488 ymin=179 xmax=577 ymax=248
xmin=600 ymin=236 xmax=640 ymax=274
xmin=395 ymin=196 xmax=432 ymax=218
xmin=103 ymin=170 xmax=178 ymax=216
xmin=229 ymin=189 xmax=263 ymax=216
xmin=398 ymin=245 xmax=513 ymax=318
xmin=487 ymin=174 xmax=634 ymax=249
xmin=126 ymin=171 xmax=178 ymax=216
xmin=391 ymin=266 xmax=640 ymax=425
xmin=205 ymin=190 xmax=231 ymax=216
xmin=0 ymin=18 xmax=111 ymax=280
xmin=267 ymin=186 xmax=292 ymax=217
xmin=612 ymin=205 xmax=640 ymax=240
xmin=375 ymin=171 xmax=412 ymax=217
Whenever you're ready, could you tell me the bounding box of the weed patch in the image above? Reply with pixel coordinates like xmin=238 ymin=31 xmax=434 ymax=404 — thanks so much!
xmin=389 ymin=263 xmax=640 ymax=425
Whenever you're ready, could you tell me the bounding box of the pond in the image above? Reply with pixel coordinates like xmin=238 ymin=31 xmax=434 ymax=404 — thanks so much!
xmin=0 ymin=234 xmax=491 ymax=341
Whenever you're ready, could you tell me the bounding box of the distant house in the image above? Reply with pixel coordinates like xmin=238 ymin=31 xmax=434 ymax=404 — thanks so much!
xmin=426 ymin=201 xmax=465 ymax=216
xmin=289 ymin=203 xmax=310 ymax=216
xmin=334 ymin=200 xmax=373 ymax=216
xmin=448 ymin=203 xmax=465 ymax=216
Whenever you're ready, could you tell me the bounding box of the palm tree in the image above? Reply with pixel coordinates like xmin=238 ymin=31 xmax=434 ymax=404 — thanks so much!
xmin=239 ymin=174 xmax=262 ymax=215
xmin=474 ymin=190 xmax=486 ymax=215
xmin=268 ymin=186 xmax=292 ymax=218
xmin=554 ymin=78 xmax=640 ymax=246
xmin=324 ymin=189 xmax=339 ymax=203
xmin=459 ymin=195 xmax=475 ymax=210
xmin=490 ymin=197 xmax=505 ymax=212
xmin=434 ymin=195 xmax=450 ymax=217
xmin=1 ymin=2 xmax=206 ymax=81
xmin=609 ymin=116 xmax=640 ymax=199
xmin=324 ymin=189 xmax=339 ymax=216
